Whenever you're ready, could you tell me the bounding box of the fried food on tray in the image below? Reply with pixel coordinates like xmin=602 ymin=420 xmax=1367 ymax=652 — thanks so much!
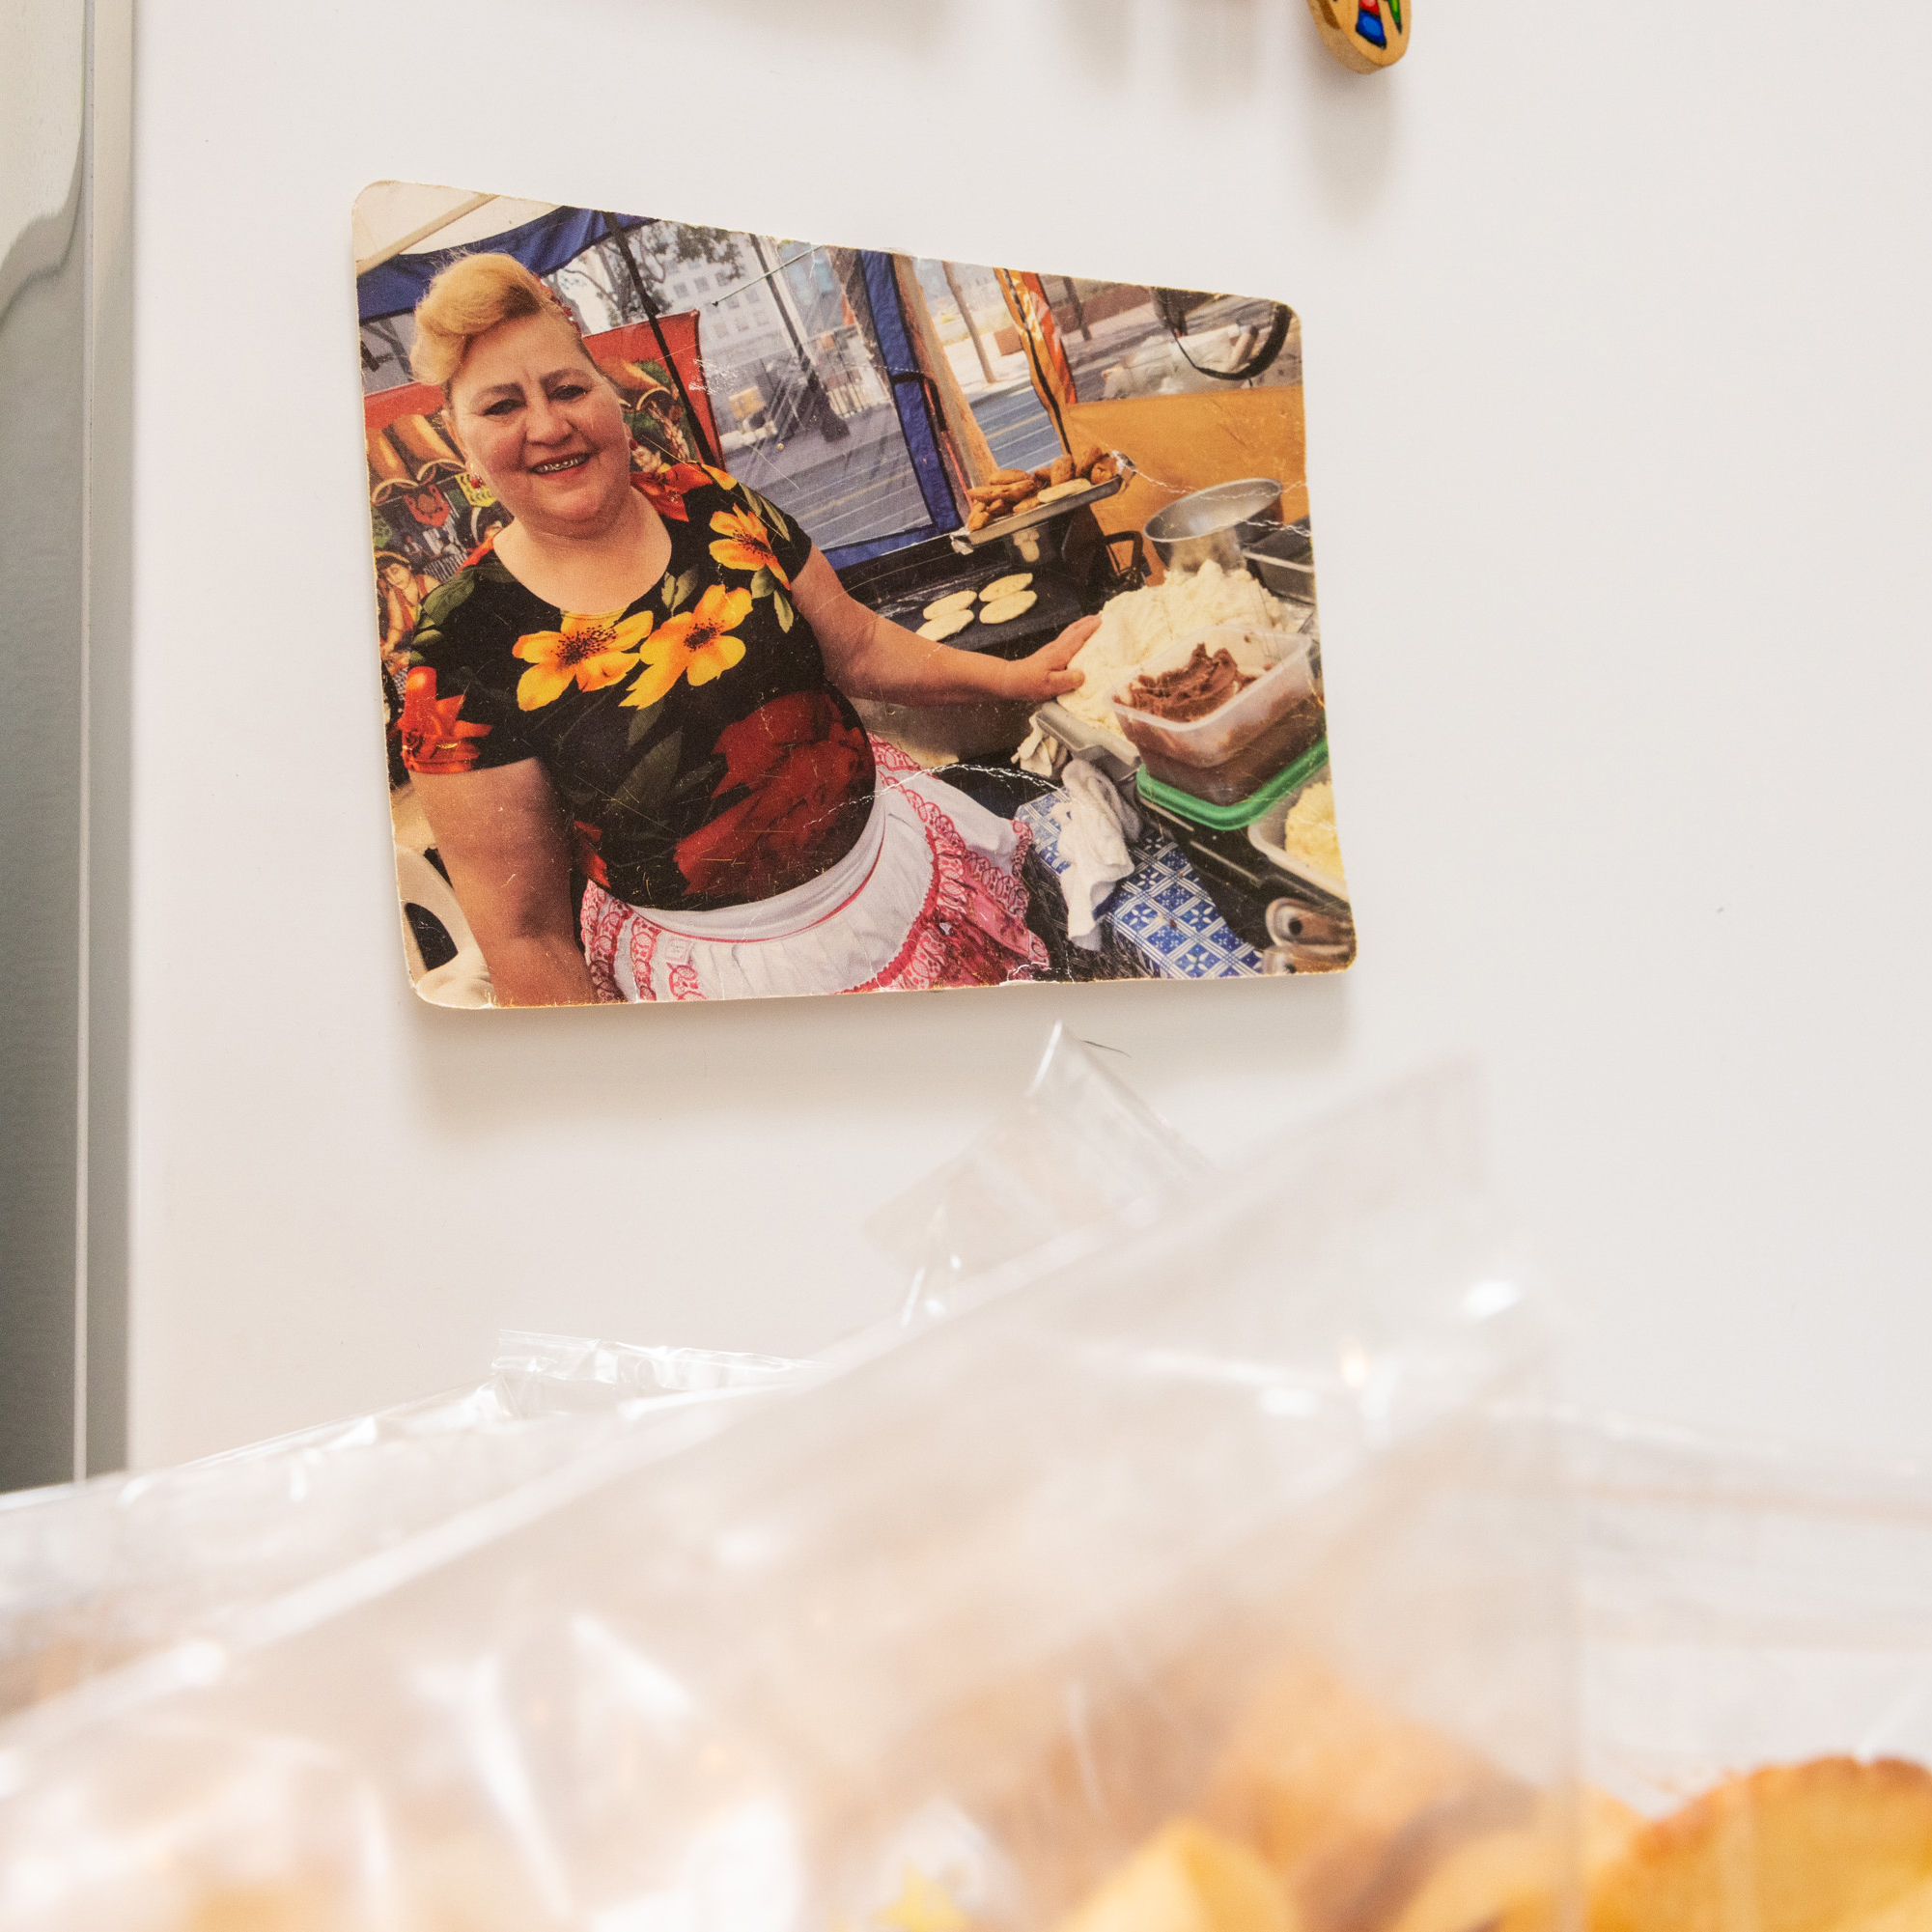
xmin=1053 ymin=1821 xmax=1293 ymax=1932
xmin=959 ymin=447 xmax=1120 ymax=532
xmin=1589 ymin=1758 xmax=1932 ymax=1932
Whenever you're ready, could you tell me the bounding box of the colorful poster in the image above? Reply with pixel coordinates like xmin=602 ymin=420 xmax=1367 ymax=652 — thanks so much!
xmin=353 ymin=183 xmax=1354 ymax=1007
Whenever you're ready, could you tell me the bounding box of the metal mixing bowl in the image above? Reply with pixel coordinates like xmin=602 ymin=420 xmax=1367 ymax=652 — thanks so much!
xmin=1143 ymin=476 xmax=1284 ymax=574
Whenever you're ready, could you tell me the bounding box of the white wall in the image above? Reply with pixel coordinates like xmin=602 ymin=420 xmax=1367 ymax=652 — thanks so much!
xmin=129 ymin=0 xmax=1932 ymax=1468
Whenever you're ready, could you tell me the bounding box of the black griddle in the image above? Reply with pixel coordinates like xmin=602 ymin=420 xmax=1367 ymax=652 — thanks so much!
xmin=867 ymin=567 xmax=1082 ymax=657
xmin=838 ymin=534 xmax=1089 ymax=659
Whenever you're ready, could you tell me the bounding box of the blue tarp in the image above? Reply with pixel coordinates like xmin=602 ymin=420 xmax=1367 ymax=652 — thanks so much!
xmin=358 ymin=207 xmax=645 ymax=322
xmin=854 ymin=250 xmax=956 ymax=546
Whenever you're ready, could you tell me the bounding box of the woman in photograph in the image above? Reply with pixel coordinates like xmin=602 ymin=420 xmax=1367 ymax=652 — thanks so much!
xmin=398 ymin=254 xmax=1093 ymax=1005
xmin=376 ymin=550 xmax=437 ymax=677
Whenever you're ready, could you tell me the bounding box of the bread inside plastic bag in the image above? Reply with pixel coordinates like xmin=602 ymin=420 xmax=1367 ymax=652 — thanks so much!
xmin=0 ymin=1068 xmax=1576 ymax=1931
xmin=1565 ymin=1417 xmax=1932 ymax=1932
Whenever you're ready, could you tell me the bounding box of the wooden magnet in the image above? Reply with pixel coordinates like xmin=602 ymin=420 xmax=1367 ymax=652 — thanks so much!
xmin=1305 ymin=0 xmax=1409 ymax=71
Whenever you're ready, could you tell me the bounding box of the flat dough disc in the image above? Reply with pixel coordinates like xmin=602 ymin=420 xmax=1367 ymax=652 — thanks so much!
xmin=979 ymin=590 xmax=1038 ymax=626
xmin=1035 ymin=481 xmax=1088 ymax=504
xmin=980 ymin=573 xmax=1034 ymax=602
xmin=918 ymin=610 xmax=976 ymax=641
xmin=922 ymin=590 xmax=978 ymax=619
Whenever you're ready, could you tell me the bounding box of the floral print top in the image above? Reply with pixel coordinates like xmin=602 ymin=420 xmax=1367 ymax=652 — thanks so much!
xmin=397 ymin=462 xmax=876 ymax=911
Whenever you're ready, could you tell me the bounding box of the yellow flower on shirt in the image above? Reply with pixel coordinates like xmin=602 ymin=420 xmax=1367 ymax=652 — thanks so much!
xmin=512 ymin=608 xmax=654 ymax=712
xmin=709 ymin=506 xmax=788 ymax=585
xmin=622 ymin=585 xmax=752 ymax=710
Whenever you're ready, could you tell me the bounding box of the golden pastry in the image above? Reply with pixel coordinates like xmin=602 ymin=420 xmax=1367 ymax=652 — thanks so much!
xmin=1590 ymin=1758 xmax=1932 ymax=1932
xmin=1386 ymin=1788 xmax=1640 ymax=1932
xmin=1053 ymin=1821 xmax=1293 ymax=1932
xmin=1199 ymin=1657 xmax=1514 ymax=1932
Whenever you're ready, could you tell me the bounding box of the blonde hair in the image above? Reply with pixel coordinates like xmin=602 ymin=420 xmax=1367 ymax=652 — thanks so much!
xmin=409 ymin=253 xmax=592 ymax=395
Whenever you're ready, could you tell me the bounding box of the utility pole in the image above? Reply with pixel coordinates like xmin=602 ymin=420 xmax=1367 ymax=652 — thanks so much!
xmin=748 ymin=235 xmax=846 ymax=442
xmin=941 ymin=259 xmax=994 ymax=386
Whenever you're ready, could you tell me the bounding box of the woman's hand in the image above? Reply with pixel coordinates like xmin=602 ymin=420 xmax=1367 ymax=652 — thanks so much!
xmin=994 ymin=615 xmax=1100 ymax=704
xmin=796 ymin=546 xmax=1104 ymax=708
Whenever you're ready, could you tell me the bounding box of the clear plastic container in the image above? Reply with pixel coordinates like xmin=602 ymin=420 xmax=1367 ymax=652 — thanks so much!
xmin=1107 ymin=624 xmax=1324 ymax=806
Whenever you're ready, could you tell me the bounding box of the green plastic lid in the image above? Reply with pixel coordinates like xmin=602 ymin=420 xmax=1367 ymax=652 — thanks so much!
xmin=1134 ymin=738 xmax=1330 ymax=830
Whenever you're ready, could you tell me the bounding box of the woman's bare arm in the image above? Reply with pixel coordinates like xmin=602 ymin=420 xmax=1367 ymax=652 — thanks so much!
xmin=409 ymin=761 xmax=599 ymax=1007
xmin=790 ymin=547 xmax=1097 ymax=706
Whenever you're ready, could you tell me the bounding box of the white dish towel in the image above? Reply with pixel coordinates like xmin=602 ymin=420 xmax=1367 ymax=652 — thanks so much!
xmin=1051 ymin=756 xmax=1142 ymax=951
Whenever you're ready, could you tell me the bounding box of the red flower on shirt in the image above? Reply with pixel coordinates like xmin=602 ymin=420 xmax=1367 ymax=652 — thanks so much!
xmin=572 ymin=820 xmax=610 ymax=887
xmin=630 ymin=452 xmax=712 ymax=522
xmin=673 ymin=691 xmax=872 ymax=902
xmin=399 ymin=666 xmax=490 ymax=775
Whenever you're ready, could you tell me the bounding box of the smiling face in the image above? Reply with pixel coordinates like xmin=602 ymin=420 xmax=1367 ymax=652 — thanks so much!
xmin=449 ymin=312 xmax=632 ymax=540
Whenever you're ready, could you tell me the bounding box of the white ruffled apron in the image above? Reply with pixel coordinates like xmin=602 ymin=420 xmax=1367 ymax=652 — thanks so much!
xmin=579 ymin=744 xmax=1047 ymax=1002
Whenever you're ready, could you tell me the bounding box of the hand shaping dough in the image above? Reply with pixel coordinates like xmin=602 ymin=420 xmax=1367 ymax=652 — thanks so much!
xmin=922 ymin=590 xmax=979 ymax=619
xmin=980 ymin=573 xmax=1034 ymax=602
xmin=979 ymin=590 xmax=1038 ymax=626
xmin=918 ymin=610 xmax=976 ymax=641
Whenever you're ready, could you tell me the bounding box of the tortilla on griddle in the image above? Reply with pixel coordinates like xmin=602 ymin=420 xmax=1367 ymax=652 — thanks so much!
xmin=979 ymin=591 xmax=1038 ymax=626
xmin=922 ymin=590 xmax=978 ymax=620
xmin=980 ymin=573 xmax=1033 ymax=603
xmin=918 ymin=610 xmax=976 ymax=641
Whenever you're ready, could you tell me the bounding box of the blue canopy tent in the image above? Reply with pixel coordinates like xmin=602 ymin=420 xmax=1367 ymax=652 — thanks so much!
xmin=356 ymin=206 xmax=647 ymax=323
xmin=353 ymin=192 xmax=966 ymax=571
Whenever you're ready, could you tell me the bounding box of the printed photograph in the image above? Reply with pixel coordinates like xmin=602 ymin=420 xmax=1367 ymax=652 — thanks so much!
xmin=354 ymin=183 xmax=1354 ymax=1007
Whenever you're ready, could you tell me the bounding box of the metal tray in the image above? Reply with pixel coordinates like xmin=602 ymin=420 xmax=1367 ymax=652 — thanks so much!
xmin=1242 ymin=520 xmax=1317 ymax=604
xmin=1245 ymin=756 xmax=1350 ymax=907
xmin=949 ymin=458 xmax=1134 ymax=554
xmin=1030 ymin=699 xmax=1138 ymax=773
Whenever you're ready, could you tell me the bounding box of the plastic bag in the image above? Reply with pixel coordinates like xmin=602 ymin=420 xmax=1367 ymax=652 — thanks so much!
xmin=0 ymin=1068 xmax=1572 ymax=1932
xmin=0 ymin=1019 xmax=1167 ymax=1728
xmin=0 ymin=1333 xmax=810 ymax=1722
xmin=489 ymin=1330 xmax=804 ymax=1419
xmin=864 ymin=1022 xmax=1209 ymax=1324
xmin=1570 ymin=1413 xmax=1932 ymax=1804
